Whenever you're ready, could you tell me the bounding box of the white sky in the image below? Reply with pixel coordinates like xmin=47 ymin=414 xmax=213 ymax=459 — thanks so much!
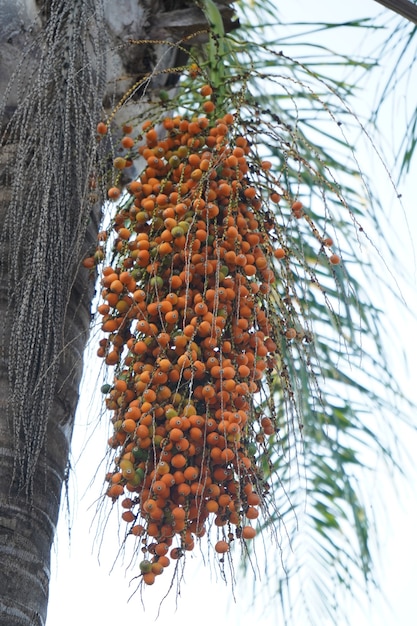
xmin=46 ymin=2 xmax=417 ymax=625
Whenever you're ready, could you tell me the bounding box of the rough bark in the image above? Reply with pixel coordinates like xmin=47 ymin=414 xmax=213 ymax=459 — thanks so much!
xmin=0 ymin=1 xmax=235 ymax=623
xmin=0 ymin=2 xmax=102 ymax=622
xmin=374 ymin=0 xmax=417 ymax=25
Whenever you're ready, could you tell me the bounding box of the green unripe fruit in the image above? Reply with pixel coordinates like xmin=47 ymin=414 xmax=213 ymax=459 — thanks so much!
xmin=171 ymin=226 xmax=185 ymax=238
xmin=177 ymin=221 xmax=190 ymax=233
xmin=169 ymin=155 xmax=180 ymax=168
xmin=140 ymin=560 xmax=153 ymax=574
xmin=135 ymin=211 xmax=148 ymax=224
xmin=150 ymin=276 xmax=164 ymax=288
xmin=177 ymin=146 xmax=188 ymax=158
xmin=132 ymin=446 xmax=142 ymax=459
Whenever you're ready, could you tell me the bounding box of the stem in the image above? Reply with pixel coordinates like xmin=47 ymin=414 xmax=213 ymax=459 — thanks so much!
xmin=196 ymin=0 xmax=226 ymax=87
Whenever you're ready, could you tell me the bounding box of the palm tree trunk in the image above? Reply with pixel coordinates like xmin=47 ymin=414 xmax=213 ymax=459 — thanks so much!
xmin=0 ymin=1 xmax=104 ymax=622
xmin=374 ymin=0 xmax=417 ymax=25
xmin=0 ymin=1 xmax=235 ymax=623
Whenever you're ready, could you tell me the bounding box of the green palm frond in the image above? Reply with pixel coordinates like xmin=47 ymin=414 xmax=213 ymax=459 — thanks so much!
xmin=204 ymin=2 xmax=414 ymax=623
xmin=367 ymin=13 xmax=417 ymax=179
xmin=241 ymin=0 xmax=417 ymax=180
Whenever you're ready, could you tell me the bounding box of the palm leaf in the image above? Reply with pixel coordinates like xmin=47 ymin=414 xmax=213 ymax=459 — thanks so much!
xmin=214 ymin=2 xmax=414 ymax=623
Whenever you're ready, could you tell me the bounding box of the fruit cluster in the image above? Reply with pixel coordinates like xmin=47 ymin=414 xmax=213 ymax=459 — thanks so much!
xmin=90 ymin=88 xmax=293 ymax=585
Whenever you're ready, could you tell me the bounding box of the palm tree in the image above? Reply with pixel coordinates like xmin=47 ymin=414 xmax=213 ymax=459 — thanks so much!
xmin=0 ymin=1 xmax=414 ymax=625
xmin=0 ymin=1 xmax=235 ymax=624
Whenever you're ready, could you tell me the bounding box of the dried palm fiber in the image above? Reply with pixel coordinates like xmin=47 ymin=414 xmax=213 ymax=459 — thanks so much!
xmin=0 ymin=0 xmax=108 ymax=491
xmin=0 ymin=0 xmax=211 ymax=492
